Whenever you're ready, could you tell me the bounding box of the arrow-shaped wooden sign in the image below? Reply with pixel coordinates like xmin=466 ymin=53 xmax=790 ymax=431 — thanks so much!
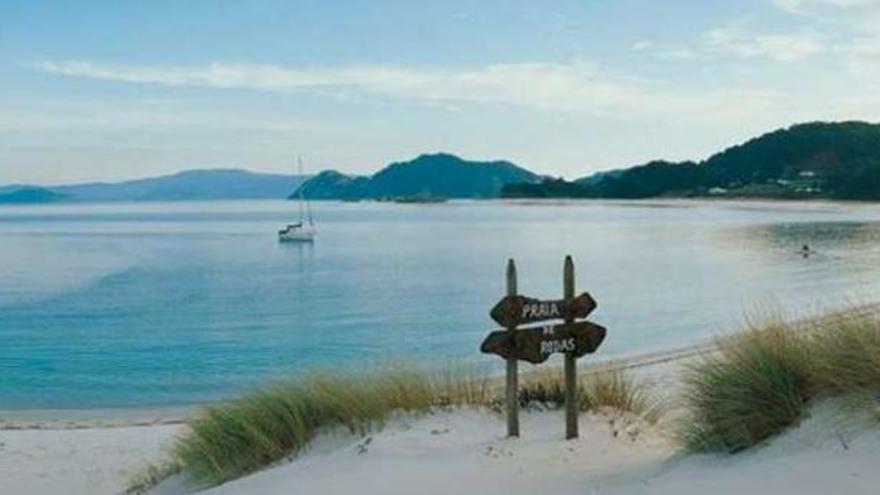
xmin=489 ymin=292 xmax=597 ymax=328
xmin=480 ymin=320 xmax=606 ymax=364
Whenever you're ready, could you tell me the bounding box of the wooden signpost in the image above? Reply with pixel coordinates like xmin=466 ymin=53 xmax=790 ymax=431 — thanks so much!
xmin=480 ymin=321 xmax=606 ymax=364
xmin=480 ymin=256 xmax=606 ymax=439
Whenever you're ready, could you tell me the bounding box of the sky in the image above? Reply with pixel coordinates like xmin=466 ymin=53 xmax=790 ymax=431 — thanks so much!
xmin=2 ymin=0 xmax=880 ymax=184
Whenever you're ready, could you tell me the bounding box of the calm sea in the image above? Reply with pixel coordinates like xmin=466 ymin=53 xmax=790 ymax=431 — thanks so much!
xmin=2 ymin=199 xmax=880 ymax=409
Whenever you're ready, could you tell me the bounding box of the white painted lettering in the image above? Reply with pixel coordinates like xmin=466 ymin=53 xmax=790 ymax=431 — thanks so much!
xmin=521 ymin=300 xmax=564 ymax=321
xmin=540 ymin=337 xmax=577 ymax=355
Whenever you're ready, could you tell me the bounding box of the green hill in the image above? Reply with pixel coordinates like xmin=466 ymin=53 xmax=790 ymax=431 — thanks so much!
xmin=504 ymin=121 xmax=880 ymax=200
xmin=292 ymin=153 xmax=540 ymax=200
xmin=294 ymin=170 xmax=371 ymax=200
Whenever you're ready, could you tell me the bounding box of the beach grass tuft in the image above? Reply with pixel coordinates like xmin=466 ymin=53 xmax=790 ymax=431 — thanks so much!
xmin=518 ymin=368 xmax=568 ymax=408
xmin=681 ymin=323 xmax=810 ymax=452
xmin=582 ymin=370 xmax=665 ymax=423
xmin=803 ymin=314 xmax=880 ymax=394
xmin=174 ymin=367 xmax=435 ymax=485
xmin=124 ymin=461 xmax=182 ymax=494
xmin=429 ymin=362 xmax=494 ymax=407
xmin=515 ymin=367 xmax=662 ymax=423
xmin=681 ymin=312 xmax=880 ymax=453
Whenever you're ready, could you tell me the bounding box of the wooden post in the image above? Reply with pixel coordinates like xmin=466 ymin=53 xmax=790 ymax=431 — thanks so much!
xmin=505 ymin=259 xmax=520 ymax=438
xmin=482 ymin=256 xmax=606 ymax=439
xmin=563 ymin=255 xmax=578 ymax=439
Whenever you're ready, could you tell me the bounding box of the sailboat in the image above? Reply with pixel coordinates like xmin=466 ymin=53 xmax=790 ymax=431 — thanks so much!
xmin=278 ymin=157 xmax=316 ymax=242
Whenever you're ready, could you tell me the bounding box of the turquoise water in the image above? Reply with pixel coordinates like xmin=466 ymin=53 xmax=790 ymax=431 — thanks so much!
xmin=2 ymin=199 xmax=880 ymax=409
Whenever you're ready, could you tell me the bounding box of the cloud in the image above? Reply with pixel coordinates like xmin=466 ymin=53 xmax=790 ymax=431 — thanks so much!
xmin=770 ymin=0 xmax=880 ymax=75
xmin=774 ymin=0 xmax=880 ymax=15
xmin=842 ymin=35 xmax=880 ymax=57
xmin=703 ymin=28 xmax=824 ymax=62
xmin=632 ymin=40 xmax=702 ymax=60
xmin=0 ymin=100 xmax=318 ymax=135
xmin=774 ymin=0 xmax=880 ymax=36
xmin=36 ymin=60 xmax=778 ymax=124
xmin=658 ymin=48 xmax=703 ymax=60
xmin=631 ymin=40 xmax=654 ymax=51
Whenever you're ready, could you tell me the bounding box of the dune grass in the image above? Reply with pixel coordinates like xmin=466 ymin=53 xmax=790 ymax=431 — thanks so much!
xmin=156 ymin=364 xmax=655 ymax=488
xmin=430 ymin=362 xmax=494 ymax=407
xmin=518 ymin=368 xmax=663 ymax=421
xmin=681 ymin=323 xmax=810 ymax=452
xmin=132 ymin=308 xmax=880 ymax=490
xmin=174 ymin=368 xmax=436 ymax=485
xmin=125 ymin=461 xmax=181 ymax=495
xmin=582 ymin=370 xmax=665 ymax=423
xmin=804 ymin=315 xmax=880 ymax=393
xmin=681 ymin=312 xmax=880 ymax=453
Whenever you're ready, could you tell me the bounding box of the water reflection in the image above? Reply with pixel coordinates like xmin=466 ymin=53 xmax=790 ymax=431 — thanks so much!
xmin=724 ymin=221 xmax=880 ymax=262
xmin=710 ymin=221 xmax=880 ymax=316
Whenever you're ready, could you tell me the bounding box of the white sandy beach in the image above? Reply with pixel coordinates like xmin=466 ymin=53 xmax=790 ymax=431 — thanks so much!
xmin=0 ymin=423 xmax=183 ymax=495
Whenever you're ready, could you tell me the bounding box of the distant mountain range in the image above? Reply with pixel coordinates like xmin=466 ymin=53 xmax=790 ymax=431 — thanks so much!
xmin=0 ymin=187 xmax=67 ymax=204
xmin=292 ymin=153 xmax=541 ymax=200
xmin=504 ymin=121 xmax=880 ymax=200
xmin=5 ymin=121 xmax=880 ymax=205
xmin=0 ymin=169 xmax=306 ymax=204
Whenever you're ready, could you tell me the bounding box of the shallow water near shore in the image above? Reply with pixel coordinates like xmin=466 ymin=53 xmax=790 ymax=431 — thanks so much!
xmin=2 ymin=199 xmax=880 ymax=410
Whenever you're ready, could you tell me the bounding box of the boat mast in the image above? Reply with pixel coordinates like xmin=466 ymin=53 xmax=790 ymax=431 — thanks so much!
xmin=297 ymin=156 xmax=314 ymax=227
xmin=297 ymin=156 xmax=305 ymax=225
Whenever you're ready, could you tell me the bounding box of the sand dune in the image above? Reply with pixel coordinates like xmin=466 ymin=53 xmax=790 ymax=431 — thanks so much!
xmin=144 ymin=400 xmax=878 ymax=495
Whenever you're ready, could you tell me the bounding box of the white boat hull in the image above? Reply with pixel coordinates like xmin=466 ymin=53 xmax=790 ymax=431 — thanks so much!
xmin=278 ymin=226 xmax=316 ymax=242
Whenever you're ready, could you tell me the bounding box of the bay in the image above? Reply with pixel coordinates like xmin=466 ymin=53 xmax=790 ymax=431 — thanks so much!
xmin=2 ymin=199 xmax=880 ymax=409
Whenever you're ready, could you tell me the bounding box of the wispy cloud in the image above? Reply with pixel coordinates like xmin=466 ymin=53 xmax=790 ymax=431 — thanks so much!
xmin=631 ymin=40 xmax=654 ymax=51
xmin=702 ymin=28 xmax=824 ymax=62
xmin=37 ymin=60 xmax=777 ymax=124
xmin=774 ymin=0 xmax=880 ymax=16
xmin=642 ymin=1 xmax=880 ymax=67
xmin=633 ymin=27 xmax=825 ymax=64
xmin=773 ymin=0 xmax=880 ymax=38
xmin=0 ymin=99 xmax=319 ymax=134
xmin=771 ymin=0 xmax=880 ymax=76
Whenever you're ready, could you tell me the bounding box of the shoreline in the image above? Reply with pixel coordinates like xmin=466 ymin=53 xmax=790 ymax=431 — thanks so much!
xmin=0 ymin=405 xmax=193 ymax=430
xmin=0 ymin=342 xmax=697 ymax=430
xmin=7 ymin=301 xmax=879 ymax=431
xmin=6 ymin=301 xmax=879 ymax=431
